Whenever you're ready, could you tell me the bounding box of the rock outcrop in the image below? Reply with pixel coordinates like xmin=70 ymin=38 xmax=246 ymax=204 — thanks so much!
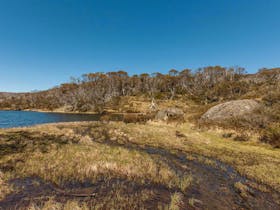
xmin=201 ymin=99 xmax=260 ymax=122
xmin=155 ymin=107 xmax=184 ymax=121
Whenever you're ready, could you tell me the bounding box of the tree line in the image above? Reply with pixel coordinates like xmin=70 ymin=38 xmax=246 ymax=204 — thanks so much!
xmin=0 ymin=66 xmax=279 ymax=112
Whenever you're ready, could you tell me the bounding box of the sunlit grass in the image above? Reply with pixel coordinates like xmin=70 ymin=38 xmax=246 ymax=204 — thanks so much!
xmin=1 ymin=119 xmax=280 ymax=208
xmin=103 ymin=121 xmax=280 ymax=191
xmin=15 ymin=143 xmax=185 ymax=189
xmin=169 ymin=192 xmax=183 ymax=210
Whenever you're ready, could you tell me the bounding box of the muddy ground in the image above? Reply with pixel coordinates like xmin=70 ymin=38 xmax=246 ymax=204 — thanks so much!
xmin=0 ymin=123 xmax=280 ymax=209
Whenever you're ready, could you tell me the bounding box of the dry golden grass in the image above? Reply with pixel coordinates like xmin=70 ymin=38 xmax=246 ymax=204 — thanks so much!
xmin=27 ymin=199 xmax=89 ymax=210
xmin=15 ymin=143 xmax=186 ymax=189
xmin=0 ymin=171 xmax=12 ymax=200
xmin=2 ymin=120 xmax=280 ymax=191
xmin=234 ymin=182 xmax=250 ymax=198
xmin=0 ymin=121 xmax=193 ymax=209
xmin=111 ymin=95 xmax=189 ymax=113
xmin=100 ymin=121 xmax=280 ymax=191
xmin=26 ymin=190 xmax=152 ymax=210
xmin=168 ymin=192 xmax=183 ymax=210
xmin=1 ymin=119 xmax=280 ymax=209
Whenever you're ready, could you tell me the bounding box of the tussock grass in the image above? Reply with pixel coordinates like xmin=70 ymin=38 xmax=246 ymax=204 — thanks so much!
xmin=27 ymin=198 xmax=92 ymax=210
xmin=26 ymin=189 xmax=152 ymax=210
xmin=168 ymin=192 xmax=183 ymax=210
xmin=0 ymin=122 xmax=192 ymax=209
xmin=24 ymin=180 xmax=156 ymax=209
xmin=98 ymin=121 xmax=280 ymax=191
xmin=1 ymin=120 xmax=280 ymax=209
xmin=15 ymin=143 xmax=184 ymax=189
xmin=234 ymin=182 xmax=250 ymax=198
xmin=0 ymin=171 xmax=11 ymax=200
xmin=3 ymin=121 xmax=279 ymax=191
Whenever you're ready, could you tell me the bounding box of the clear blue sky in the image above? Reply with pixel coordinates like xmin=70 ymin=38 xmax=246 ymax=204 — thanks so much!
xmin=0 ymin=0 xmax=280 ymax=92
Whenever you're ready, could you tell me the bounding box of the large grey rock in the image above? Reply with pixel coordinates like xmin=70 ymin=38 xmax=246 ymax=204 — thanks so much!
xmin=155 ymin=107 xmax=184 ymax=121
xmin=201 ymin=99 xmax=260 ymax=122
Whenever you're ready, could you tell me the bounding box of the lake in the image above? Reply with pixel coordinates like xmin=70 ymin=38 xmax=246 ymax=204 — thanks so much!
xmin=0 ymin=111 xmax=101 ymax=128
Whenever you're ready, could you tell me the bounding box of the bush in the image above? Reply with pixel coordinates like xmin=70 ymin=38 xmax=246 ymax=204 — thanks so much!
xmin=260 ymin=123 xmax=280 ymax=148
xmin=263 ymin=91 xmax=280 ymax=106
xmin=262 ymin=91 xmax=280 ymax=122
xmin=123 ymin=113 xmax=155 ymax=123
xmin=234 ymin=133 xmax=250 ymax=142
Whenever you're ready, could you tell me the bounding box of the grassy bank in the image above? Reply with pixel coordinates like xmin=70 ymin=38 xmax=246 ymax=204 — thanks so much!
xmin=0 ymin=121 xmax=280 ymax=209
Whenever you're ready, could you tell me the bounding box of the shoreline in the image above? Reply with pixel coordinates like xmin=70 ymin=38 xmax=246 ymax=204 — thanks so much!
xmin=0 ymin=108 xmax=100 ymax=115
xmin=23 ymin=109 xmax=100 ymax=115
xmin=0 ymin=108 xmax=146 ymax=115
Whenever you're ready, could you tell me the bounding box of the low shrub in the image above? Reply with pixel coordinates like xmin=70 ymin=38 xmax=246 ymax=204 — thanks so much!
xmin=123 ymin=113 xmax=155 ymax=123
xmin=234 ymin=133 xmax=250 ymax=142
xmin=260 ymin=123 xmax=280 ymax=148
xmin=262 ymin=91 xmax=280 ymax=106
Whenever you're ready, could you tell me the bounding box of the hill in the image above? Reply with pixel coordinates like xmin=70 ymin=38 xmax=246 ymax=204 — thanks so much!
xmin=0 ymin=67 xmax=279 ymax=112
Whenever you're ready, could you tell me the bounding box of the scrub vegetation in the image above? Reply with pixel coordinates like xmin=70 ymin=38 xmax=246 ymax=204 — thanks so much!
xmin=0 ymin=66 xmax=279 ymax=147
xmin=0 ymin=67 xmax=279 ymax=209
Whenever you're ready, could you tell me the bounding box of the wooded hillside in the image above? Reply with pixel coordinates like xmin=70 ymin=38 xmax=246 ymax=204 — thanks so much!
xmin=1 ymin=66 xmax=279 ymax=113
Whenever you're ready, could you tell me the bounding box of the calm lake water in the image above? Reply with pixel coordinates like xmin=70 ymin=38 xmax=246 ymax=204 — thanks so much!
xmin=0 ymin=111 xmax=101 ymax=128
